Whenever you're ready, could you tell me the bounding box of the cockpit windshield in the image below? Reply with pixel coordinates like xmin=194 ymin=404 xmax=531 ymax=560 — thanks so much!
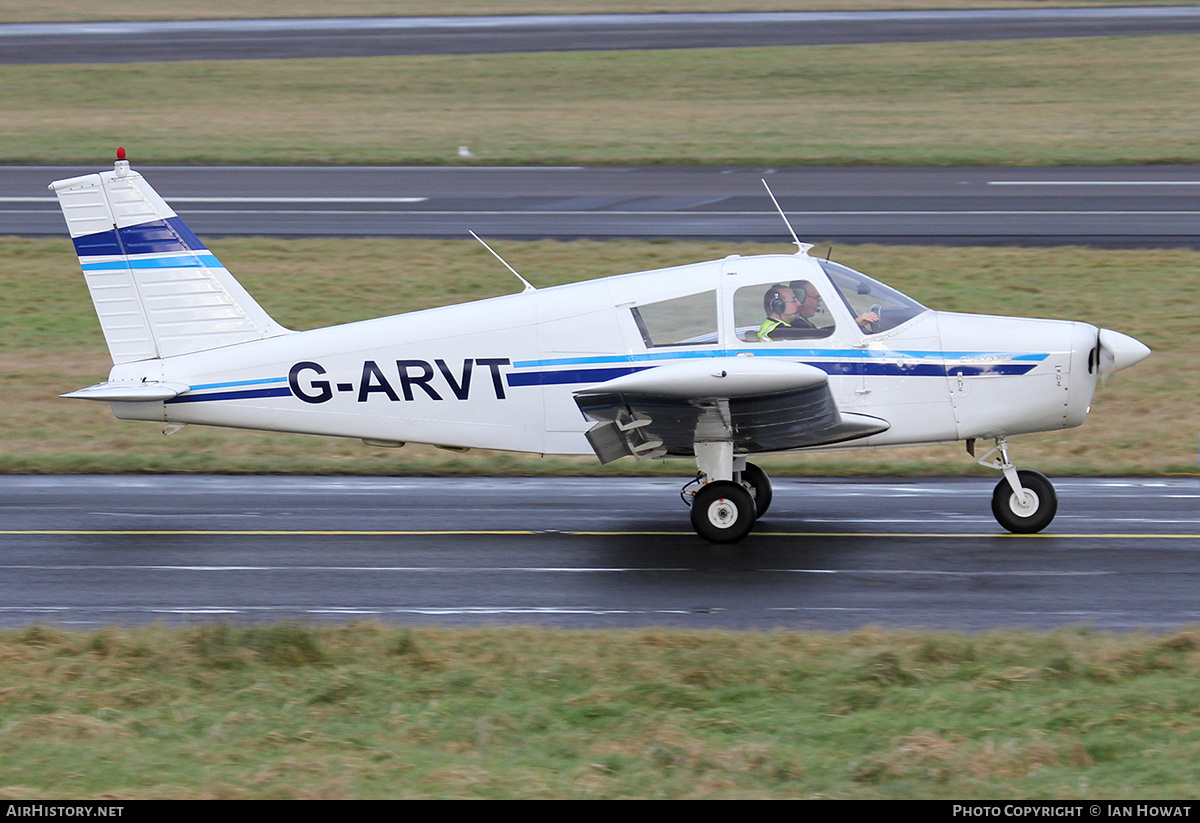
xmin=818 ymin=259 xmax=928 ymax=334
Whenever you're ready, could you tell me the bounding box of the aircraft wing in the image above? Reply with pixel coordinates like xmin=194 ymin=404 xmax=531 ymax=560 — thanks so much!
xmin=573 ymin=357 xmax=889 ymax=463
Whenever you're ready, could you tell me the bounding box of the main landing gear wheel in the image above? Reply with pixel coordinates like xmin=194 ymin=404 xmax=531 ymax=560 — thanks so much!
xmin=991 ymin=469 xmax=1057 ymax=534
xmin=740 ymin=462 xmax=772 ymax=519
xmin=690 ymin=481 xmax=756 ymax=544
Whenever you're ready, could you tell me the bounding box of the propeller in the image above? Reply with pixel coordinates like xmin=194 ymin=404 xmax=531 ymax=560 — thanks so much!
xmin=1097 ymin=328 xmax=1151 ymax=385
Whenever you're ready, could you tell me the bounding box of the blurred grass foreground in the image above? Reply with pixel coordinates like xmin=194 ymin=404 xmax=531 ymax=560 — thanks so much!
xmin=3 ymin=623 xmax=1200 ymax=799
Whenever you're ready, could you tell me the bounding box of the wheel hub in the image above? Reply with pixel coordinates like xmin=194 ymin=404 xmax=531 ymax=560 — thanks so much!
xmin=705 ymin=498 xmax=737 ymax=528
xmin=1009 ymin=489 xmax=1039 ymax=516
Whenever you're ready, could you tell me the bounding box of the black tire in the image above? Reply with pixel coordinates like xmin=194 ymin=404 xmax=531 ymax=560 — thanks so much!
xmin=690 ymin=481 xmax=756 ymax=544
xmin=741 ymin=462 xmax=773 ymax=519
xmin=991 ymin=470 xmax=1057 ymax=534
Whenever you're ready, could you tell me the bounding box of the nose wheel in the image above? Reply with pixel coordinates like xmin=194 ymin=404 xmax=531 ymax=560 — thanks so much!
xmin=991 ymin=469 xmax=1057 ymax=533
xmin=974 ymin=438 xmax=1058 ymax=534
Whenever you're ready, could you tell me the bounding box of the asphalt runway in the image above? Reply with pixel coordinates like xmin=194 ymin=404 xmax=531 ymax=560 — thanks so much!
xmin=4 ymin=8 xmax=1200 ymax=64
xmin=8 ymin=165 xmax=1200 ymax=246
xmin=2 ymin=475 xmax=1197 ymax=631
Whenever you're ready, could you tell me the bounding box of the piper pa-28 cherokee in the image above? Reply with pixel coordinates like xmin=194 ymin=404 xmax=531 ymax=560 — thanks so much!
xmin=51 ymin=153 xmax=1151 ymax=543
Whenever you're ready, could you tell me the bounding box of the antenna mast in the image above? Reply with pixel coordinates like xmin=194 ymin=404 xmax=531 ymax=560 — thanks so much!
xmin=762 ymin=179 xmax=813 ymax=256
xmin=470 ymin=231 xmax=536 ymax=293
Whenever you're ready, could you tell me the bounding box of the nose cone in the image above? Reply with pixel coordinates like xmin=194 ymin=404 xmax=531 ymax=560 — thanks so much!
xmin=1099 ymin=329 xmax=1151 ymax=378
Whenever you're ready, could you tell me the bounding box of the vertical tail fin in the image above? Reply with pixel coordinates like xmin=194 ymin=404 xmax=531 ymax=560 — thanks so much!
xmin=50 ymin=153 xmax=289 ymax=364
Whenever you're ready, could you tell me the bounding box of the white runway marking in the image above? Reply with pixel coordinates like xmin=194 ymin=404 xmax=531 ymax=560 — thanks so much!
xmin=989 ymin=181 xmax=1200 ymax=187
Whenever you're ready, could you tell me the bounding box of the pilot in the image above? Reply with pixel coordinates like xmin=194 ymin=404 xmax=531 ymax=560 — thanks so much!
xmin=788 ymin=279 xmax=881 ymax=332
xmin=758 ymin=280 xmax=825 ymax=338
xmin=789 ymin=280 xmax=826 ymax=328
xmin=796 ymin=280 xmax=883 ymax=331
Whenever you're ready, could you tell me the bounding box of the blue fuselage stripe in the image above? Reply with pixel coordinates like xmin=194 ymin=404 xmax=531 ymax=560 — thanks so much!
xmin=512 ymin=349 xmax=1049 ymax=369
xmin=507 ymin=366 xmax=651 ymax=387
xmin=166 ymin=387 xmax=292 ymax=404
xmin=188 ymin=377 xmax=288 ymax=391
xmin=504 ymin=356 xmax=1040 ymax=387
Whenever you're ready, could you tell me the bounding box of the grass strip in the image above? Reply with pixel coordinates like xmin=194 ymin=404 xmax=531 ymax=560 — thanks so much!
xmin=2 ymin=36 xmax=1200 ymax=166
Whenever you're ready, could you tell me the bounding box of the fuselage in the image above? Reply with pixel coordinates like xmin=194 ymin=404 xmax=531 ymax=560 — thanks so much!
xmin=105 ymin=252 xmax=1104 ymax=458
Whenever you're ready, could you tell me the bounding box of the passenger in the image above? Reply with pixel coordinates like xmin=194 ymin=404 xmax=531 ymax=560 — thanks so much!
xmin=758 ymin=284 xmax=814 ymax=341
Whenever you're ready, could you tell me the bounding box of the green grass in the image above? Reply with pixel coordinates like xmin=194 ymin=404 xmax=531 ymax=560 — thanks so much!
xmin=2 ymin=623 xmax=1200 ymax=798
xmin=1 ymin=236 xmax=1193 ymax=477
xmin=4 ymin=35 xmax=1200 ymax=166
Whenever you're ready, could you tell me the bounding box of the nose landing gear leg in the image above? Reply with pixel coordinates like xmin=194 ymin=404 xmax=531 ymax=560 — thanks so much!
xmin=973 ymin=437 xmax=1058 ymax=533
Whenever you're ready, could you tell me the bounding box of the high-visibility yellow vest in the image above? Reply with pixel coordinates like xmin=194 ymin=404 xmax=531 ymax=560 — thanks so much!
xmin=758 ymin=318 xmax=788 ymax=341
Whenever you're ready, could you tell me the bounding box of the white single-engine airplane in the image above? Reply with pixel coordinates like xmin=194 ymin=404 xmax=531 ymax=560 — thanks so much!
xmin=52 ymin=153 xmax=1150 ymax=543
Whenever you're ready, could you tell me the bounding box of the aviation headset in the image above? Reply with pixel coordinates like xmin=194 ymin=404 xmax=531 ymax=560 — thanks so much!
xmin=764 ymin=283 xmax=811 ymax=316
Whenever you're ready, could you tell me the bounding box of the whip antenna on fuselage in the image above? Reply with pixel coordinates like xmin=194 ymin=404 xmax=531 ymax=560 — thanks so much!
xmin=762 ymin=179 xmax=813 ymax=256
xmin=470 ymin=230 xmax=536 ymax=293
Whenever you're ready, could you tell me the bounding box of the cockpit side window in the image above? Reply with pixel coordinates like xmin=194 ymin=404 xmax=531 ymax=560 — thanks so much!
xmin=734 ymin=282 xmax=835 ymax=343
xmin=632 ymin=290 xmax=719 ymax=347
xmin=818 ymin=259 xmax=928 ymax=335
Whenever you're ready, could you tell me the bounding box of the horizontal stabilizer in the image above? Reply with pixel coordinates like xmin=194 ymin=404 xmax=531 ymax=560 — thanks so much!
xmin=50 ymin=157 xmax=289 ymax=364
xmin=61 ymin=381 xmax=190 ymax=402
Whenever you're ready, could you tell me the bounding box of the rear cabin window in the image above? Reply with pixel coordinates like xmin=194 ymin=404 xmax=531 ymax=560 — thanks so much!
xmin=631 ymin=291 xmax=718 ymax=348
